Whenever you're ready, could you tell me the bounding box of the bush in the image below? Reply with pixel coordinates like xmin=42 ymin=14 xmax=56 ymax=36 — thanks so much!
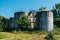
xmin=53 ymin=28 xmax=60 ymax=35
xmin=45 ymin=31 xmax=56 ymax=40
xmin=11 ymin=30 xmax=17 ymax=34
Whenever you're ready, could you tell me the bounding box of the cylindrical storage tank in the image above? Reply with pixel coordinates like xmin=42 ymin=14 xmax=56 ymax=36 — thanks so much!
xmin=40 ymin=11 xmax=48 ymax=31
xmin=38 ymin=10 xmax=53 ymax=32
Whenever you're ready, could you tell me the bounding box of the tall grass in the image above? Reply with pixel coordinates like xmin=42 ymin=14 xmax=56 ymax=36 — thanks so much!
xmin=0 ymin=33 xmax=7 ymax=39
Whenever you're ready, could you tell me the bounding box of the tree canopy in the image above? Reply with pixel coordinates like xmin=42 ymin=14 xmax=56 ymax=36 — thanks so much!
xmin=55 ymin=3 xmax=60 ymax=9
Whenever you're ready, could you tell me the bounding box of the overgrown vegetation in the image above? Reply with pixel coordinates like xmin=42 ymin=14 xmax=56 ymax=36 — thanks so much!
xmin=17 ymin=13 xmax=29 ymax=31
xmin=45 ymin=31 xmax=56 ymax=40
xmin=0 ymin=3 xmax=60 ymax=40
xmin=51 ymin=3 xmax=60 ymax=29
xmin=0 ymin=16 xmax=4 ymax=31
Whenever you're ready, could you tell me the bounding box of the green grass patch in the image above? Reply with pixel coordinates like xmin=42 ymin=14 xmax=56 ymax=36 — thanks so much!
xmin=0 ymin=33 xmax=7 ymax=39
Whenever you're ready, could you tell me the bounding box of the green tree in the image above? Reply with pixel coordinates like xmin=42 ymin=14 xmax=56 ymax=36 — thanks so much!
xmin=2 ymin=18 xmax=9 ymax=31
xmin=39 ymin=7 xmax=46 ymax=11
xmin=51 ymin=3 xmax=60 ymax=28
xmin=55 ymin=3 xmax=60 ymax=9
xmin=0 ymin=16 xmax=9 ymax=31
xmin=0 ymin=16 xmax=4 ymax=31
xmin=52 ymin=3 xmax=60 ymax=18
xmin=17 ymin=13 xmax=29 ymax=30
xmin=17 ymin=16 xmax=23 ymax=30
xmin=51 ymin=8 xmax=57 ymax=18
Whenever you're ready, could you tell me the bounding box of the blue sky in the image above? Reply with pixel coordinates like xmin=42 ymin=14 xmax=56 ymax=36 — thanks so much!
xmin=0 ymin=0 xmax=60 ymax=18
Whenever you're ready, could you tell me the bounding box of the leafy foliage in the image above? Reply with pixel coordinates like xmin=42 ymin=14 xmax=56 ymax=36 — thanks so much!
xmin=39 ymin=7 xmax=46 ymax=11
xmin=51 ymin=8 xmax=57 ymax=18
xmin=0 ymin=16 xmax=4 ymax=31
xmin=45 ymin=32 xmax=56 ymax=40
xmin=51 ymin=3 xmax=60 ymax=28
xmin=55 ymin=3 xmax=60 ymax=9
xmin=17 ymin=13 xmax=29 ymax=30
xmin=54 ymin=18 xmax=60 ymax=28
